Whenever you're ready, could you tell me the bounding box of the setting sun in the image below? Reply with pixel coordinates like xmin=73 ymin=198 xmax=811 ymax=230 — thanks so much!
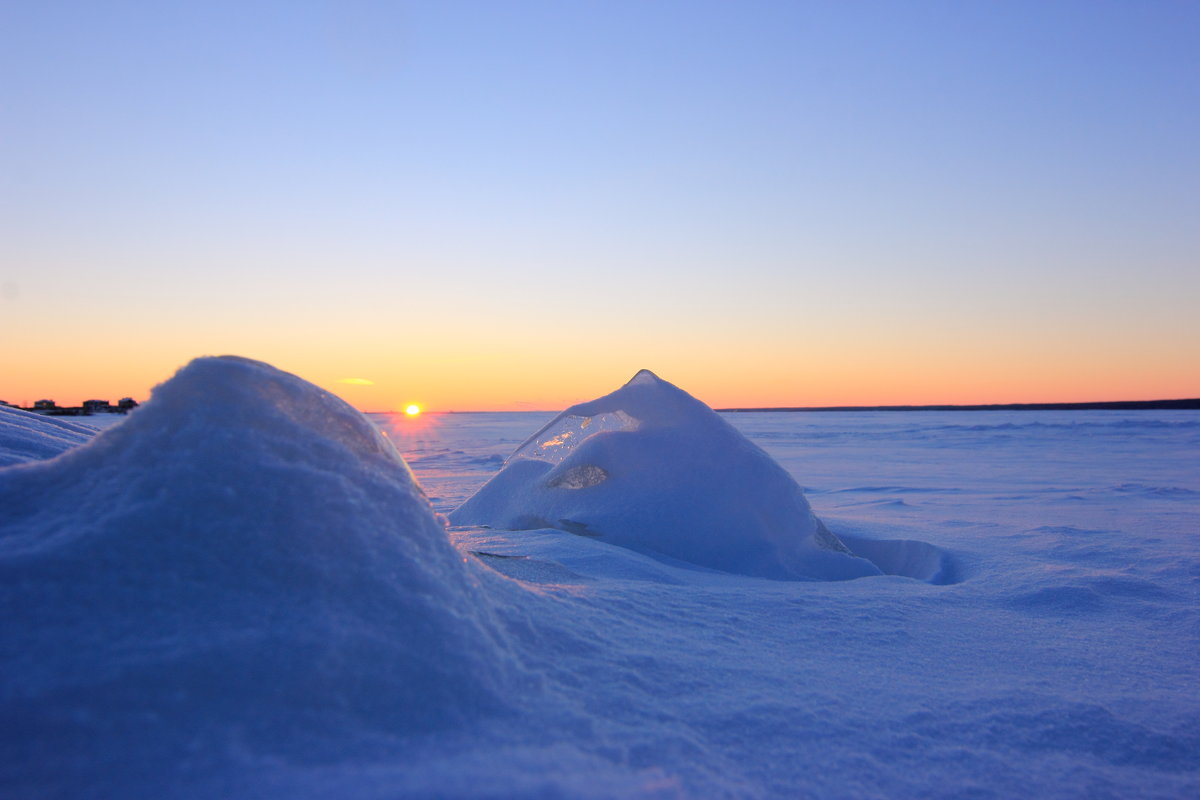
xmin=404 ymin=404 xmax=421 ymax=416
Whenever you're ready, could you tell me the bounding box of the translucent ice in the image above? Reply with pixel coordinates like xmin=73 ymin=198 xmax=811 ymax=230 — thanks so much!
xmin=452 ymin=370 xmax=880 ymax=581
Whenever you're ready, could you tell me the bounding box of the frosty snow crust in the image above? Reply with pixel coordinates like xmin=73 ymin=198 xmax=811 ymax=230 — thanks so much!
xmin=452 ymin=369 xmax=880 ymax=580
xmin=0 ymin=405 xmax=96 ymax=466
xmin=0 ymin=356 xmax=522 ymax=790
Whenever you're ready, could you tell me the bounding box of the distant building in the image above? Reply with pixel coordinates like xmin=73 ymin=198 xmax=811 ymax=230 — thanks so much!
xmin=20 ymin=396 xmax=138 ymax=415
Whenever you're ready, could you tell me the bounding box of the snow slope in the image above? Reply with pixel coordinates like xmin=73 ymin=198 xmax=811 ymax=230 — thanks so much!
xmin=453 ymin=370 xmax=880 ymax=581
xmin=0 ymin=357 xmax=525 ymax=796
xmin=0 ymin=405 xmax=96 ymax=466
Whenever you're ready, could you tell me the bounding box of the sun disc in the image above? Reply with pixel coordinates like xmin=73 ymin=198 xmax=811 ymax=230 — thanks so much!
xmin=405 ymin=404 xmax=421 ymax=416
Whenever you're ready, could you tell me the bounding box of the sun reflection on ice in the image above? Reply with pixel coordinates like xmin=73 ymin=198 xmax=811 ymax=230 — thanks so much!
xmin=371 ymin=405 xmax=440 ymax=452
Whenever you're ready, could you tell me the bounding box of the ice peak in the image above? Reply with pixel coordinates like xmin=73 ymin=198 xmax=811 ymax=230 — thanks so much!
xmin=133 ymin=356 xmax=403 ymax=469
xmin=626 ymin=369 xmax=665 ymax=387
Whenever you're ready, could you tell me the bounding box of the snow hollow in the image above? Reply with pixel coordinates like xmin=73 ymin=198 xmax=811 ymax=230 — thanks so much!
xmin=3 ymin=357 xmax=1199 ymax=798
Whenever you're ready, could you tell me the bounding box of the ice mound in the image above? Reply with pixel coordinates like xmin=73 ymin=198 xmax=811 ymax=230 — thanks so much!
xmin=0 ymin=356 xmax=520 ymax=791
xmin=452 ymin=370 xmax=880 ymax=580
xmin=0 ymin=405 xmax=95 ymax=466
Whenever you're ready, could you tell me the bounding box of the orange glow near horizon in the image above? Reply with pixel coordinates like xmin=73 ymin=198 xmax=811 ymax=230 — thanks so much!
xmin=370 ymin=406 xmax=444 ymax=462
xmin=2 ymin=351 xmax=1197 ymax=414
xmin=2 ymin=322 xmax=1197 ymax=414
xmin=2 ymin=3 xmax=1197 ymax=423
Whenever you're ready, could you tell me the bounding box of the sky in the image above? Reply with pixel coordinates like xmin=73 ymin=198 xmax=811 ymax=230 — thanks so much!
xmin=2 ymin=0 xmax=1198 ymax=412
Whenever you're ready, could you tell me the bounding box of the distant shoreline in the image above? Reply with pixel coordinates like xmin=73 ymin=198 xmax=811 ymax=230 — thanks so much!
xmin=714 ymin=399 xmax=1200 ymax=413
xmin=362 ymin=398 xmax=1200 ymax=415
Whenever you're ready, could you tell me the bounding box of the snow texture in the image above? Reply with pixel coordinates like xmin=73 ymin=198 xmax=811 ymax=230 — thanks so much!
xmin=0 ymin=405 xmax=96 ymax=466
xmin=452 ymin=370 xmax=880 ymax=581
xmin=410 ymin=408 xmax=1200 ymax=799
xmin=3 ymin=359 xmax=1199 ymax=798
xmin=0 ymin=356 xmax=523 ymax=796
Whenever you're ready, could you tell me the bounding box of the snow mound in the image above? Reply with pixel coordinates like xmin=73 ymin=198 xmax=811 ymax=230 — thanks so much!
xmin=0 ymin=356 xmax=521 ymax=792
xmin=452 ymin=370 xmax=880 ymax=581
xmin=0 ymin=405 xmax=95 ymax=466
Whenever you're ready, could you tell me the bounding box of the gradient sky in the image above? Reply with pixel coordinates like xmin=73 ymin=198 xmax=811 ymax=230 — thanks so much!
xmin=2 ymin=0 xmax=1197 ymax=411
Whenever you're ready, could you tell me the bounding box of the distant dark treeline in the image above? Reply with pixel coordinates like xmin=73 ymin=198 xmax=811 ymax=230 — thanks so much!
xmin=717 ymin=399 xmax=1200 ymax=413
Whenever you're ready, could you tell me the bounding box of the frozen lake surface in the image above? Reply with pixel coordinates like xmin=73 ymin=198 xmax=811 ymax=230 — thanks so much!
xmin=380 ymin=407 xmax=1200 ymax=797
xmin=2 ymin=362 xmax=1198 ymax=798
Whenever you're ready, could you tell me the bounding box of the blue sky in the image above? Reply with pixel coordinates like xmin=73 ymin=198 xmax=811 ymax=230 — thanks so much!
xmin=2 ymin=1 xmax=1197 ymax=408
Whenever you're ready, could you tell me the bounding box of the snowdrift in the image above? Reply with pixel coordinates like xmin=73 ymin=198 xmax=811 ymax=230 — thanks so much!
xmin=0 ymin=356 xmax=521 ymax=793
xmin=452 ymin=370 xmax=880 ymax=580
xmin=0 ymin=405 xmax=95 ymax=466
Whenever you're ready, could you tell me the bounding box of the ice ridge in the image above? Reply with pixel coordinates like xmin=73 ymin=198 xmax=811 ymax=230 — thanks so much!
xmin=452 ymin=370 xmax=880 ymax=581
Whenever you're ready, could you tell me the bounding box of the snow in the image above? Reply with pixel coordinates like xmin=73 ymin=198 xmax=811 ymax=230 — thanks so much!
xmin=452 ymin=370 xmax=880 ymax=581
xmin=0 ymin=405 xmax=97 ymax=466
xmin=0 ymin=357 xmax=524 ymax=795
xmin=3 ymin=359 xmax=1199 ymax=798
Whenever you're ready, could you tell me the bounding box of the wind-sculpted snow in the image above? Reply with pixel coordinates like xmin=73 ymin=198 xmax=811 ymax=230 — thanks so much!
xmin=0 ymin=356 xmax=522 ymax=795
xmin=452 ymin=370 xmax=880 ymax=580
xmin=3 ymin=366 xmax=1197 ymax=798
xmin=0 ymin=405 xmax=95 ymax=466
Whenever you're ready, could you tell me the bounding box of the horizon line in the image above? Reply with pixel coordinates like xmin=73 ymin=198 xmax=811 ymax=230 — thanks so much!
xmin=361 ymin=397 xmax=1200 ymax=415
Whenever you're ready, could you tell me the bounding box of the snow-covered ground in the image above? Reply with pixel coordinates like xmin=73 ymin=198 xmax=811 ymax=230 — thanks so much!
xmin=3 ymin=359 xmax=1198 ymax=798
xmin=385 ymin=403 xmax=1200 ymax=798
xmin=0 ymin=406 xmax=98 ymax=466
